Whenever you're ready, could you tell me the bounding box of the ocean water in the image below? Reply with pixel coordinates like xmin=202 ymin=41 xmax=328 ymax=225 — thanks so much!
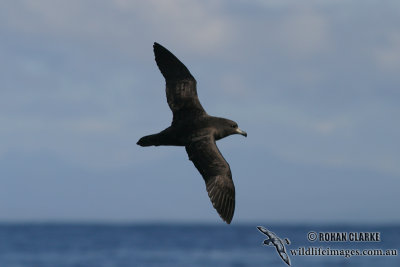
xmin=0 ymin=223 xmax=399 ymax=267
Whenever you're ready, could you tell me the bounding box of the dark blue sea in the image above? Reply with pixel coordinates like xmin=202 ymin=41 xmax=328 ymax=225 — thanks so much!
xmin=0 ymin=223 xmax=398 ymax=267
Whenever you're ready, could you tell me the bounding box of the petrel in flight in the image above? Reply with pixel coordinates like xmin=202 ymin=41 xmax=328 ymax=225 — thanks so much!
xmin=137 ymin=42 xmax=247 ymax=224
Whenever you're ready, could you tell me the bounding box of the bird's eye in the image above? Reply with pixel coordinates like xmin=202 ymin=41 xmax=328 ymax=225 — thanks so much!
xmin=231 ymin=124 xmax=236 ymax=128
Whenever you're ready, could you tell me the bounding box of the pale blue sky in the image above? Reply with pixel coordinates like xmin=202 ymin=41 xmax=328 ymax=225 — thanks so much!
xmin=1 ymin=0 xmax=399 ymax=223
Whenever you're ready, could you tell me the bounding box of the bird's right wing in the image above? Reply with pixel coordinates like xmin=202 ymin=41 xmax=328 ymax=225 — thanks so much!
xmin=153 ymin=42 xmax=206 ymax=122
xmin=185 ymin=136 xmax=235 ymax=224
xmin=279 ymin=251 xmax=291 ymax=266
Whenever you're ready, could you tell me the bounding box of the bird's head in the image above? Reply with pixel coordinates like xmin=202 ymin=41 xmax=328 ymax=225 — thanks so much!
xmin=214 ymin=118 xmax=247 ymax=140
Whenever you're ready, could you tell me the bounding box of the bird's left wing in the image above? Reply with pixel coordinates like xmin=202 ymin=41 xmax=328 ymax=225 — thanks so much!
xmin=153 ymin=42 xmax=207 ymax=122
xmin=185 ymin=136 xmax=235 ymax=224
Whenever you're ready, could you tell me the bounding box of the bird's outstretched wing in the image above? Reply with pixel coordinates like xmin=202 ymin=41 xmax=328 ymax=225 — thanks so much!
xmin=185 ymin=136 xmax=235 ymax=224
xmin=279 ymin=251 xmax=291 ymax=266
xmin=153 ymin=42 xmax=207 ymax=122
xmin=257 ymin=226 xmax=274 ymax=239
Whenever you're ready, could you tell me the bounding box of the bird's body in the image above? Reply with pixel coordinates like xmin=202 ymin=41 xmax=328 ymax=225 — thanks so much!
xmin=137 ymin=42 xmax=247 ymax=224
xmin=138 ymin=116 xmax=241 ymax=146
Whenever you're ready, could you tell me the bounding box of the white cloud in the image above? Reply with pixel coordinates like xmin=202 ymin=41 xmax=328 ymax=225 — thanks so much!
xmin=115 ymin=0 xmax=233 ymax=53
xmin=375 ymin=32 xmax=400 ymax=71
xmin=1 ymin=0 xmax=233 ymax=56
xmin=277 ymin=7 xmax=331 ymax=57
xmin=314 ymin=121 xmax=336 ymax=134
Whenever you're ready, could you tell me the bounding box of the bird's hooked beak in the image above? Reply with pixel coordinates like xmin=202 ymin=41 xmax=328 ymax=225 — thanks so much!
xmin=235 ymin=127 xmax=247 ymax=137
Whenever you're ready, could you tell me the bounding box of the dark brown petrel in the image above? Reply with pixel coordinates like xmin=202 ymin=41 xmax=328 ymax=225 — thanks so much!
xmin=137 ymin=42 xmax=247 ymax=224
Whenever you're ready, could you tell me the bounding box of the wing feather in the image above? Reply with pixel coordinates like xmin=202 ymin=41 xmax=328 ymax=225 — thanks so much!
xmin=185 ymin=136 xmax=235 ymax=224
xmin=153 ymin=42 xmax=206 ymax=122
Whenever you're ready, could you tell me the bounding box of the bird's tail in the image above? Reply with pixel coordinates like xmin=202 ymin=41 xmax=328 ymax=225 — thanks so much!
xmin=137 ymin=134 xmax=160 ymax=147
